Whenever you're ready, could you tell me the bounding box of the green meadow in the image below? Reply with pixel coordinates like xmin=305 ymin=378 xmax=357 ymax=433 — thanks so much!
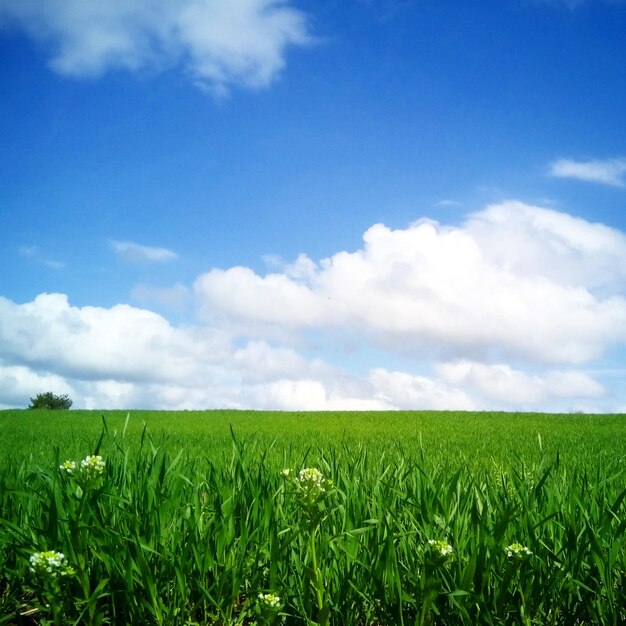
xmin=1 ymin=410 xmax=625 ymax=625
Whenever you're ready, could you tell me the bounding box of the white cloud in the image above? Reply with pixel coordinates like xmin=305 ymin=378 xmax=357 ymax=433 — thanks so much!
xmin=0 ymin=0 xmax=310 ymax=94
xmin=2 ymin=203 xmax=626 ymax=412
xmin=0 ymin=293 xmax=390 ymax=411
xmin=548 ymin=158 xmax=626 ymax=187
xmin=196 ymin=266 xmax=330 ymax=328
xmin=369 ymin=368 xmax=475 ymax=410
xmin=251 ymin=378 xmax=392 ymax=412
xmin=0 ymin=362 xmax=74 ymax=409
xmin=466 ymin=202 xmax=626 ymax=291
xmin=0 ymin=291 xmax=618 ymax=412
xmin=110 ymin=240 xmax=178 ymax=263
xmin=233 ymin=340 xmax=330 ymax=384
xmin=0 ymin=293 xmax=218 ymax=384
xmin=436 ymin=360 xmax=604 ymax=408
xmin=195 ymin=202 xmax=626 ymax=365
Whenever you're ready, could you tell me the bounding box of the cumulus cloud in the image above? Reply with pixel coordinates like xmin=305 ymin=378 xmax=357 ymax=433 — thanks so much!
xmin=0 ymin=293 xmax=387 ymax=410
xmin=466 ymin=202 xmax=626 ymax=291
xmin=0 ymin=0 xmax=311 ymax=94
xmin=233 ymin=340 xmax=330 ymax=384
xmin=2 ymin=203 xmax=626 ymax=412
xmin=548 ymin=158 xmax=626 ymax=187
xmin=250 ymin=378 xmax=391 ymax=412
xmin=195 ymin=202 xmax=626 ymax=365
xmin=110 ymin=240 xmax=178 ymax=263
xmin=0 ymin=293 xmax=218 ymax=384
xmin=369 ymin=369 xmax=475 ymax=410
xmin=0 ymin=362 xmax=74 ymax=409
xmin=0 ymin=298 xmax=610 ymax=410
xmin=436 ymin=360 xmax=605 ymax=408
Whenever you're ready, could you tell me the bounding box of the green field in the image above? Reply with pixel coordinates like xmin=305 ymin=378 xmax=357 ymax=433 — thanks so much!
xmin=1 ymin=410 xmax=625 ymax=625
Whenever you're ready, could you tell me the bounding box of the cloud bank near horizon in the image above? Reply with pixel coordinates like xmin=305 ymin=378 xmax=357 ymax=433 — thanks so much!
xmin=2 ymin=202 xmax=625 ymax=413
xmin=0 ymin=0 xmax=311 ymax=95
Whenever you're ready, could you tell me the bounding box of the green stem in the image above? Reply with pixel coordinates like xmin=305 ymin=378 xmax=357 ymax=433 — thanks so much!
xmin=419 ymin=602 xmax=427 ymax=626
xmin=75 ymin=482 xmax=99 ymax=626
xmin=517 ymin=571 xmax=530 ymax=626
xmin=52 ymin=599 xmax=62 ymax=626
xmin=44 ymin=587 xmax=63 ymax=626
xmin=309 ymin=527 xmax=326 ymax=625
xmin=418 ymin=587 xmax=434 ymax=626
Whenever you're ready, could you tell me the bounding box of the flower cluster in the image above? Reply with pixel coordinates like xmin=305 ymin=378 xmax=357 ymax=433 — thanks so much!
xmin=59 ymin=455 xmax=105 ymax=480
xmin=258 ymin=592 xmax=282 ymax=609
xmin=59 ymin=460 xmax=77 ymax=474
xmin=80 ymin=455 xmax=105 ymax=478
xmin=506 ymin=542 xmax=532 ymax=559
xmin=29 ymin=551 xmax=75 ymax=578
xmin=297 ymin=467 xmax=324 ymax=488
xmin=281 ymin=467 xmax=333 ymax=494
xmin=282 ymin=466 xmax=335 ymax=528
xmin=427 ymin=539 xmax=454 ymax=558
xmin=296 ymin=467 xmax=333 ymax=493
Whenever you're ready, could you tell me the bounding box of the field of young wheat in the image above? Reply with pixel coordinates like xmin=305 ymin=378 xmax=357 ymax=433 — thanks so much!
xmin=0 ymin=409 xmax=625 ymax=625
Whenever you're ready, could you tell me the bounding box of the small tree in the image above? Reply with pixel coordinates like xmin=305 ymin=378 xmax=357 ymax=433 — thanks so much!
xmin=28 ymin=392 xmax=73 ymax=410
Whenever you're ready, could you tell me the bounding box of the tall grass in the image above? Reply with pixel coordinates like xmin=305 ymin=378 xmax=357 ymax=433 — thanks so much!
xmin=0 ymin=412 xmax=625 ymax=624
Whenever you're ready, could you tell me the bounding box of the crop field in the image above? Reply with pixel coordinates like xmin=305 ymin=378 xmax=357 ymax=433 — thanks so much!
xmin=0 ymin=409 xmax=625 ymax=625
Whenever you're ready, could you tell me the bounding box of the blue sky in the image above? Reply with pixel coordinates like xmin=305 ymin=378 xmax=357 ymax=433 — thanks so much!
xmin=1 ymin=0 xmax=626 ymax=411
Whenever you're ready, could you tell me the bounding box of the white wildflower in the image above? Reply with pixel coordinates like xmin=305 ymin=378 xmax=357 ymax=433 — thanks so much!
xmin=29 ymin=551 xmax=75 ymax=578
xmin=506 ymin=542 xmax=532 ymax=559
xmin=427 ymin=539 xmax=454 ymax=558
xmin=80 ymin=455 xmax=105 ymax=478
xmin=297 ymin=467 xmax=324 ymax=486
xmin=258 ymin=592 xmax=282 ymax=609
xmin=295 ymin=467 xmax=332 ymax=494
xmin=59 ymin=460 xmax=76 ymax=474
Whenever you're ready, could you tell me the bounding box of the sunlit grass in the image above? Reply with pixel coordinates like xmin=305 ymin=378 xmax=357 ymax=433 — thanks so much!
xmin=1 ymin=410 xmax=625 ymax=624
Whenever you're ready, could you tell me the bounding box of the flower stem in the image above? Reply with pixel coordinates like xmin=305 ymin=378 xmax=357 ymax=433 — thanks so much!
xmin=309 ymin=527 xmax=326 ymax=626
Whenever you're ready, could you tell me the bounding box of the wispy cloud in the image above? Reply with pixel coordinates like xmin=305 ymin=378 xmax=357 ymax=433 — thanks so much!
xmin=18 ymin=245 xmax=37 ymax=258
xmin=19 ymin=245 xmax=66 ymax=269
xmin=42 ymin=259 xmax=67 ymax=269
xmin=548 ymin=157 xmax=626 ymax=187
xmin=0 ymin=0 xmax=312 ymax=95
xmin=110 ymin=240 xmax=178 ymax=263
xmin=434 ymin=199 xmax=462 ymax=208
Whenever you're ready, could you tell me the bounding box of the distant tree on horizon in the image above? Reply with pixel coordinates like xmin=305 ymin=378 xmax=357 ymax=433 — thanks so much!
xmin=28 ymin=392 xmax=73 ymax=410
